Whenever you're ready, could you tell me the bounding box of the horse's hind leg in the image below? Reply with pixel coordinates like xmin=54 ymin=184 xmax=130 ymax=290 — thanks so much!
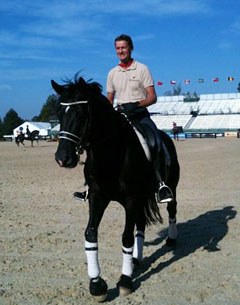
xmin=166 ymin=198 xmax=178 ymax=247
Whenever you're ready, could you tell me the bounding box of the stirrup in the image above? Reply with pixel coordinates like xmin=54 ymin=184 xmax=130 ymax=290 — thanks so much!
xmin=159 ymin=182 xmax=167 ymax=189
xmin=156 ymin=182 xmax=173 ymax=203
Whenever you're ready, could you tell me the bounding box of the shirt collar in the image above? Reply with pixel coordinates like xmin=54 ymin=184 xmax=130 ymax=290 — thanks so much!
xmin=117 ymin=60 xmax=137 ymax=71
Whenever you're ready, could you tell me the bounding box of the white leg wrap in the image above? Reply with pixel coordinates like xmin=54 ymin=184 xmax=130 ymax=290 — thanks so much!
xmin=122 ymin=246 xmax=133 ymax=277
xmin=168 ymin=218 xmax=178 ymax=239
xmin=85 ymin=241 xmax=100 ymax=279
xmin=133 ymin=231 xmax=145 ymax=262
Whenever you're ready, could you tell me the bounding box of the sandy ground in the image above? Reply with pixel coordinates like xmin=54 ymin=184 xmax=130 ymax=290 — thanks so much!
xmin=0 ymin=137 xmax=239 ymax=305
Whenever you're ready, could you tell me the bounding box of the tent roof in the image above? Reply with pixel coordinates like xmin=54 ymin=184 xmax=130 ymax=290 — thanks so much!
xmin=15 ymin=121 xmax=51 ymax=130
xmin=27 ymin=122 xmax=51 ymax=129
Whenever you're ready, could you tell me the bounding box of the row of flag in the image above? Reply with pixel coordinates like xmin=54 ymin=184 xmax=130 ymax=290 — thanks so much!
xmin=157 ymin=76 xmax=236 ymax=86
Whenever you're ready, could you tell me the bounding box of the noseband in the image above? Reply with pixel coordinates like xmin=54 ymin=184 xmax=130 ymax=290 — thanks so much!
xmin=59 ymin=100 xmax=90 ymax=152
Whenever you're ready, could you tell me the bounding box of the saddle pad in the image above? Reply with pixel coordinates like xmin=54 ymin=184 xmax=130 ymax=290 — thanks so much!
xmin=133 ymin=127 xmax=151 ymax=162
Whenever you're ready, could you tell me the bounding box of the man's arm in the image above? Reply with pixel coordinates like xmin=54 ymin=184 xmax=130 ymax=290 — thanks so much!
xmin=138 ymin=85 xmax=157 ymax=108
xmin=107 ymin=91 xmax=115 ymax=104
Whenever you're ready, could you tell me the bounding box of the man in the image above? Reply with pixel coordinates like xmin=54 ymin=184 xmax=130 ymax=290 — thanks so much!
xmin=74 ymin=34 xmax=173 ymax=203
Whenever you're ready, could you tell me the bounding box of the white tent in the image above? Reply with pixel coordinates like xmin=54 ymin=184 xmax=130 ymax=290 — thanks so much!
xmin=51 ymin=124 xmax=60 ymax=133
xmin=13 ymin=121 xmax=51 ymax=137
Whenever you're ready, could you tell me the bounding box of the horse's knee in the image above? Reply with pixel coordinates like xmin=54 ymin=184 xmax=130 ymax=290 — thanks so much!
xmin=85 ymin=227 xmax=98 ymax=243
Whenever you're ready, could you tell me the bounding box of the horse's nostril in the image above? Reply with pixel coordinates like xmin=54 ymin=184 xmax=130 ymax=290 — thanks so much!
xmin=55 ymin=159 xmax=63 ymax=167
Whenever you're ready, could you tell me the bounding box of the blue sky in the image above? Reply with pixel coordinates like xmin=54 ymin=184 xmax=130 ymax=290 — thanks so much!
xmin=0 ymin=0 xmax=240 ymax=120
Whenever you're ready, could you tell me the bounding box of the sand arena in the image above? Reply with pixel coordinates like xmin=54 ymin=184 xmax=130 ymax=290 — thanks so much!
xmin=0 ymin=138 xmax=239 ymax=304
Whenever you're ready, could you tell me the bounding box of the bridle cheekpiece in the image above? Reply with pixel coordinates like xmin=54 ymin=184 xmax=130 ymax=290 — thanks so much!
xmin=59 ymin=100 xmax=90 ymax=151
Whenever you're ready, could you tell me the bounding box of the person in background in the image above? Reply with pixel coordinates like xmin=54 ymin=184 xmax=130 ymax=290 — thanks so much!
xmin=74 ymin=34 xmax=173 ymax=203
xmin=26 ymin=125 xmax=30 ymax=137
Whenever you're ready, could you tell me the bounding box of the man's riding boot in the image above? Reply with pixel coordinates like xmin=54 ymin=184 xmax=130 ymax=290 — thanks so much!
xmin=73 ymin=190 xmax=88 ymax=202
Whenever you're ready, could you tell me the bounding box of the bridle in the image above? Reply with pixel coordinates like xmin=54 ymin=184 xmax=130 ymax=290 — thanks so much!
xmin=58 ymin=100 xmax=90 ymax=153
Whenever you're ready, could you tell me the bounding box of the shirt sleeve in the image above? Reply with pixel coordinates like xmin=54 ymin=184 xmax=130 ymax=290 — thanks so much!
xmin=141 ymin=64 xmax=154 ymax=88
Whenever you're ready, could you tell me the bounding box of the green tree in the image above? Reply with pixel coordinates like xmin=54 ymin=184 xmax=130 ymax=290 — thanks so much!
xmin=237 ymin=82 xmax=240 ymax=93
xmin=3 ymin=109 xmax=24 ymax=135
xmin=164 ymin=84 xmax=182 ymax=96
xmin=0 ymin=117 xmax=3 ymax=138
xmin=37 ymin=94 xmax=58 ymax=122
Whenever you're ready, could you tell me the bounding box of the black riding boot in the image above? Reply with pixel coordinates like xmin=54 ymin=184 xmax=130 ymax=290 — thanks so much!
xmin=73 ymin=189 xmax=88 ymax=202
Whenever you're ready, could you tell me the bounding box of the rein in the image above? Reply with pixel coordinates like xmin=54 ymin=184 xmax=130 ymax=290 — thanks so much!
xmin=59 ymin=100 xmax=90 ymax=153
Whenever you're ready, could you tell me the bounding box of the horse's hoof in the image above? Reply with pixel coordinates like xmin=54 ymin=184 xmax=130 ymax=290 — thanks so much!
xmin=89 ymin=277 xmax=108 ymax=302
xmin=166 ymin=237 xmax=177 ymax=248
xmin=117 ymin=274 xmax=133 ymax=296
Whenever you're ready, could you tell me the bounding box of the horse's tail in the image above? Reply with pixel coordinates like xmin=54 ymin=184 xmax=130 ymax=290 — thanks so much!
xmin=145 ymin=196 xmax=163 ymax=226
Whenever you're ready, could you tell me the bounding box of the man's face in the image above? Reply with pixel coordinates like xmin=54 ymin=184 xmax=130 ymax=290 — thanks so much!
xmin=115 ymin=40 xmax=131 ymax=63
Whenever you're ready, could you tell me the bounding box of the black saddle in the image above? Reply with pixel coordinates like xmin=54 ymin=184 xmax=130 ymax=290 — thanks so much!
xmin=117 ymin=103 xmax=158 ymax=158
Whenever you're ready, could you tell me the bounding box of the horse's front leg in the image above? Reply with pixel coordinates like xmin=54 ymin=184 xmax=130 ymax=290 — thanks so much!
xmin=84 ymin=196 xmax=109 ymax=302
xmin=117 ymin=203 xmax=136 ymax=296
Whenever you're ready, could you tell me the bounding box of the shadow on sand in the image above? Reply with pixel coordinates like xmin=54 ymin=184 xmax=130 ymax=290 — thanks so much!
xmin=107 ymin=206 xmax=236 ymax=301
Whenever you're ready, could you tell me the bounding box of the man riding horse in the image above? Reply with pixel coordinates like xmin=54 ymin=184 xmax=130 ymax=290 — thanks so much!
xmin=74 ymin=34 xmax=173 ymax=203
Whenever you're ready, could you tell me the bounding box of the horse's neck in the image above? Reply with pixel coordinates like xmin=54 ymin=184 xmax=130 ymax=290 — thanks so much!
xmin=91 ymin=104 xmax=121 ymax=137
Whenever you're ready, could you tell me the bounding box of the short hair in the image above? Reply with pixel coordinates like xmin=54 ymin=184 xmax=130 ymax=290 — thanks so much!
xmin=114 ymin=34 xmax=134 ymax=51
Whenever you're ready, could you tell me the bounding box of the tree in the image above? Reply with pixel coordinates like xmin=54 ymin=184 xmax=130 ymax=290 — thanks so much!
xmin=237 ymin=82 xmax=240 ymax=93
xmin=3 ymin=109 xmax=24 ymax=135
xmin=173 ymin=84 xmax=182 ymax=96
xmin=37 ymin=94 xmax=58 ymax=122
xmin=164 ymin=84 xmax=182 ymax=96
xmin=0 ymin=117 xmax=3 ymax=138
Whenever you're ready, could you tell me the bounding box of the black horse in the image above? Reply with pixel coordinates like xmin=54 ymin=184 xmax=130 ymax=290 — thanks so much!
xmin=52 ymin=76 xmax=180 ymax=301
xmin=15 ymin=130 xmax=39 ymax=147
xmin=172 ymin=126 xmax=183 ymax=141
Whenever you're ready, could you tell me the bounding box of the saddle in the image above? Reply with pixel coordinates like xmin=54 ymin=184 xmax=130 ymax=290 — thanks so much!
xmin=117 ymin=103 xmax=158 ymax=161
xmin=133 ymin=120 xmax=158 ymax=161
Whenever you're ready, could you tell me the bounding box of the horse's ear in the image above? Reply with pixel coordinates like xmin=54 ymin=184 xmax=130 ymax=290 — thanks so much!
xmin=51 ymin=80 xmax=64 ymax=94
xmin=78 ymin=77 xmax=87 ymax=87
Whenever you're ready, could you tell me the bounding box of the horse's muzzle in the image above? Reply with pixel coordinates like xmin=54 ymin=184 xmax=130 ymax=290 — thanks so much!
xmin=55 ymin=155 xmax=78 ymax=168
xmin=55 ymin=149 xmax=78 ymax=168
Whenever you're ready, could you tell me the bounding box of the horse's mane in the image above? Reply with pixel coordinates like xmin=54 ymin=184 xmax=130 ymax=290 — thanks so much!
xmin=61 ymin=73 xmax=103 ymax=96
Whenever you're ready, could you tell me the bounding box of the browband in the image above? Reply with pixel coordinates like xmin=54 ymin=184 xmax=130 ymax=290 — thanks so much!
xmin=60 ymin=100 xmax=88 ymax=106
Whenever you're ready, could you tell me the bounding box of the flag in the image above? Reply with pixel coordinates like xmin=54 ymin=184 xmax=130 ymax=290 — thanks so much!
xmin=184 ymin=79 xmax=190 ymax=85
xmin=198 ymin=78 xmax=204 ymax=83
xmin=157 ymin=81 xmax=163 ymax=86
xmin=170 ymin=80 xmax=176 ymax=85
xmin=213 ymin=77 xmax=219 ymax=82
xmin=228 ymin=76 xmax=234 ymax=81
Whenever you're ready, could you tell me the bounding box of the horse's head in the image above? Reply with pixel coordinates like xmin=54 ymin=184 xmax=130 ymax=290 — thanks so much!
xmin=52 ymin=76 xmax=95 ymax=168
